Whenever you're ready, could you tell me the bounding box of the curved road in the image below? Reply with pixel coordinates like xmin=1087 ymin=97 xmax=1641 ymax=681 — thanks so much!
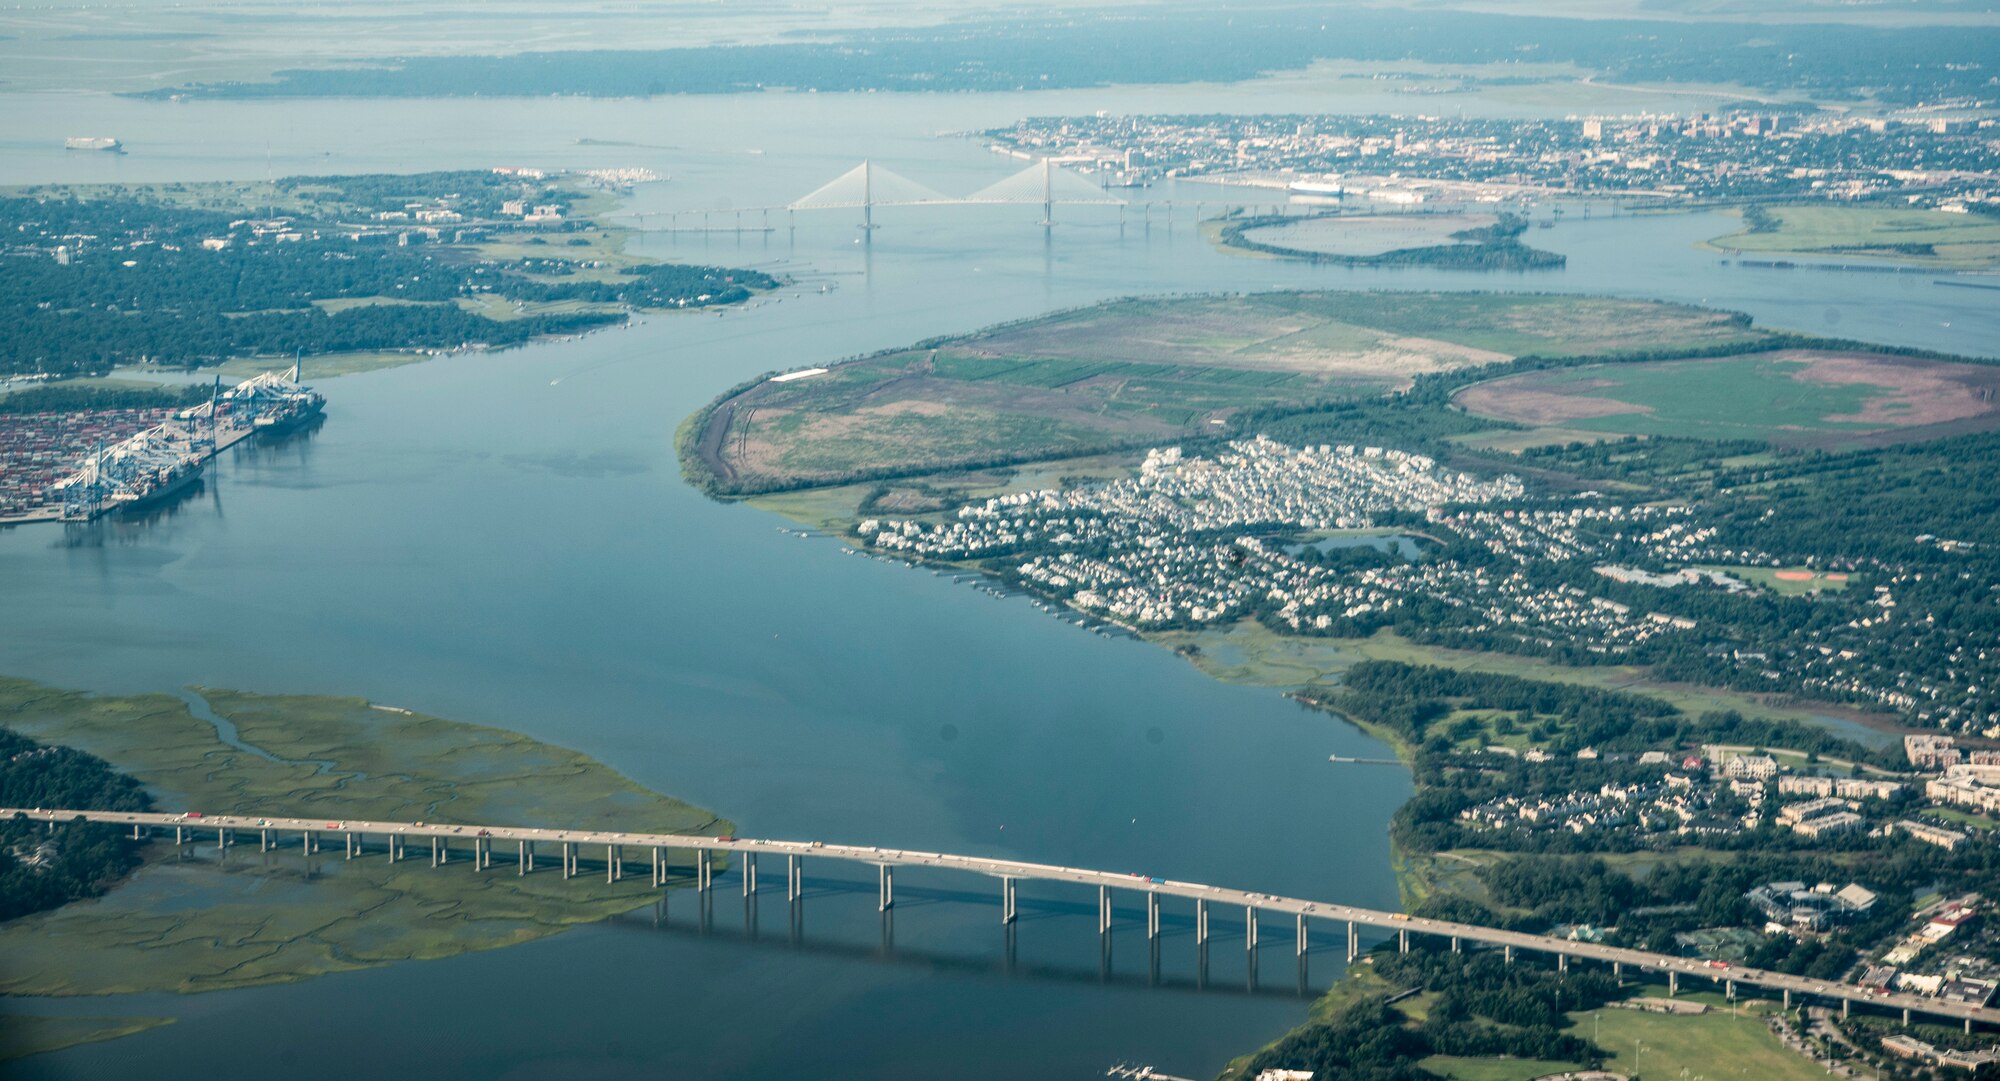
xmin=14 ymin=806 xmax=1994 ymax=1030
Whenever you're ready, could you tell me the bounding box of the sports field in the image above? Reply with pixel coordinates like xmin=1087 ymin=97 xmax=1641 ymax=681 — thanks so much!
xmin=689 ymin=292 xmax=1766 ymax=493
xmin=1454 ymin=350 xmax=2000 ymax=448
xmin=1586 ymin=997 xmax=1823 ymax=1081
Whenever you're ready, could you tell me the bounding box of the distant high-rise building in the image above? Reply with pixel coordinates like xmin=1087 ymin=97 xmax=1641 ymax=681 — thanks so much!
xmin=1581 ymin=119 xmax=1603 ymax=141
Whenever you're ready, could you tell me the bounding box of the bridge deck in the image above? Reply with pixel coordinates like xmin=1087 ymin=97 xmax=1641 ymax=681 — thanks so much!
xmin=15 ymin=806 xmax=1995 ymax=1028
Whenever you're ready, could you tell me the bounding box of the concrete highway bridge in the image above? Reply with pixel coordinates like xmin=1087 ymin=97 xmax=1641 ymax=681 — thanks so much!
xmin=17 ymin=806 xmax=1997 ymax=1032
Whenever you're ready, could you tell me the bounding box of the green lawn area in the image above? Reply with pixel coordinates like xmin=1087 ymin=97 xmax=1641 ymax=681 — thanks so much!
xmin=1479 ymin=356 xmax=1878 ymax=440
xmin=1154 ymin=622 xmax=1899 ymax=741
xmin=1586 ymin=999 xmax=1823 ymax=1081
xmin=454 ymin=294 xmax=625 ymax=322
xmin=1920 ymin=807 xmax=1997 ymax=832
xmin=1707 ymin=205 xmax=2000 ymax=269
xmin=1698 ymin=564 xmax=1853 ymax=596
xmin=1417 ymin=1054 xmax=1583 ymax=1081
xmin=311 ymin=296 xmax=445 ymax=314
xmin=1455 ymin=350 xmax=2000 ymax=448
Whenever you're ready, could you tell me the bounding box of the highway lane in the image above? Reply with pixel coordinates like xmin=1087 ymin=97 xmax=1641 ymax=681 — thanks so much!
xmin=13 ymin=806 xmax=1996 ymax=1030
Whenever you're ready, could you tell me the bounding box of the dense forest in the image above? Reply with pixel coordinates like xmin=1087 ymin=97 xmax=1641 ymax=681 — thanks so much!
xmin=141 ymin=9 xmax=1998 ymax=107
xmin=0 ymin=730 xmax=151 ymax=922
xmin=0 ymin=181 xmax=776 ymax=377
xmin=0 ymin=383 xmax=210 ymax=415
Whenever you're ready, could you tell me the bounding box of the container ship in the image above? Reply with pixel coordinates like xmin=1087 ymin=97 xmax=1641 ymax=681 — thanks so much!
xmin=51 ymin=369 xmax=325 ymax=522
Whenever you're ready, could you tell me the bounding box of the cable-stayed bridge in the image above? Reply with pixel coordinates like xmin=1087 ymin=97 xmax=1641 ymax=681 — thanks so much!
xmin=643 ymin=159 xmax=1267 ymax=233
xmin=790 ymin=158 xmax=1126 ymax=227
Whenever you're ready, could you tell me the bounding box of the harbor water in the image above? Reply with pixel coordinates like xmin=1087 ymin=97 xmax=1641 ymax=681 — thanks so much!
xmin=0 ymin=84 xmax=1995 ymax=1079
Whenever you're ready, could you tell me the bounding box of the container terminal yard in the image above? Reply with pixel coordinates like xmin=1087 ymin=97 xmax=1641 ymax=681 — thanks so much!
xmin=0 ymin=370 xmax=323 ymax=524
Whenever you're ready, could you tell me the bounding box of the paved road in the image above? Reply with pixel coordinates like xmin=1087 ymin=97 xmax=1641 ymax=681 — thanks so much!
xmin=14 ymin=805 xmax=1997 ymax=1029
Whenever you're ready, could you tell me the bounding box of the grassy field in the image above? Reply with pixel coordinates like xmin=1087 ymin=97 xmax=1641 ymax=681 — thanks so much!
xmin=1700 ymin=564 xmax=1853 ymax=595
xmin=1152 ymin=621 xmax=1904 ymax=742
xmin=1707 ymin=205 xmax=2000 ymax=269
xmin=0 ymin=678 xmax=728 ymax=999
xmin=1456 ymin=350 xmax=2000 ymax=448
xmin=1416 ymin=1054 xmax=1583 ymax=1080
xmin=1587 ymin=996 xmax=1823 ymax=1081
xmin=1221 ymin=954 xmax=1820 ymax=1081
xmin=691 ymin=291 xmax=1765 ymax=493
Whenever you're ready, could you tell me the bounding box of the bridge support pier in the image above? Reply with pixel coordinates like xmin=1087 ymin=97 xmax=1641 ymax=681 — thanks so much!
xmin=1726 ymin=979 xmax=1735 ymax=1001
xmin=1005 ymin=877 xmax=1019 ymax=925
xmin=1347 ymin=922 xmax=1358 ymax=963
xmin=174 ymin=825 xmax=183 ymax=845
xmin=1783 ymin=988 xmax=1790 ymax=1010
xmin=522 ymin=841 xmax=530 ymax=877
xmin=1842 ymin=997 xmax=1850 ymax=1020
xmin=1903 ymin=1007 xmax=1911 ymax=1026
xmin=1100 ymin=886 xmax=1113 ymax=934
xmin=1246 ymin=906 xmax=1257 ymax=951
xmin=133 ymin=823 xmax=143 ymax=840
xmin=431 ymin=836 xmax=440 ymax=867
xmin=1968 ymin=1017 xmax=1973 ymax=1035
xmin=697 ymin=849 xmax=711 ymax=891
xmin=1145 ymin=891 xmax=1157 ymax=938
xmin=1559 ymin=953 xmax=1568 ymax=974
xmin=561 ymin=842 xmax=573 ymax=880
xmin=742 ymin=852 xmax=756 ymax=896
xmin=1669 ymin=971 xmax=1678 ymax=996
xmin=1614 ymin=961 xmax=1622 ymax=981
xmin=304 ymin=830 xmax=316 ymax=855
xmin=788 ymin=855 xmax=801 ymax=901
xmin=879 ymin=865 xmax=893 ymax=911
xmin=1296 ymin=913 xmax=1307 ymax=957
xmin=1398 ymin=929 xmax=1408 ymax=954
xmin=608 ymin=844 xmax=618 ymax=884
xmin=217 ymin=827 xmax=225 ymax=851
xmin=1451 ymin=936 xmax=1460 ymax=954
xmin=1197 ymin=899 xmax=1209 ymax=944
xmin=1504 ymin=945 xmax=1514 ymax=966
xmin=345 ymin=832 xmax=354 ymax=859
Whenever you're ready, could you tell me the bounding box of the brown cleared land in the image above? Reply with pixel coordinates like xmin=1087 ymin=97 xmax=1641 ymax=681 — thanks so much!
xmin=687 ymin=292 xmax=1764 ymax=494
xmin=1454 ymin=350 xmax=2000 ymax=449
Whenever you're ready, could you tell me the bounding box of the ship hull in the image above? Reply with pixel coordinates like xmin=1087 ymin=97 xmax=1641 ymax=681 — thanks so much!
xmin=116 ymin=464 xmax=204 ymax=517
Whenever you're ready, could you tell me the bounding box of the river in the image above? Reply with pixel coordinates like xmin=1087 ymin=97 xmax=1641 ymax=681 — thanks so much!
xmin=1 ymin=83 xmax=1996 ymax=1080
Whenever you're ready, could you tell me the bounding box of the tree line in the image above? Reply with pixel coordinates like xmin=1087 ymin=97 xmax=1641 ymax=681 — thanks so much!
xmin=0 ymin=729 xmax=151 ymax=922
